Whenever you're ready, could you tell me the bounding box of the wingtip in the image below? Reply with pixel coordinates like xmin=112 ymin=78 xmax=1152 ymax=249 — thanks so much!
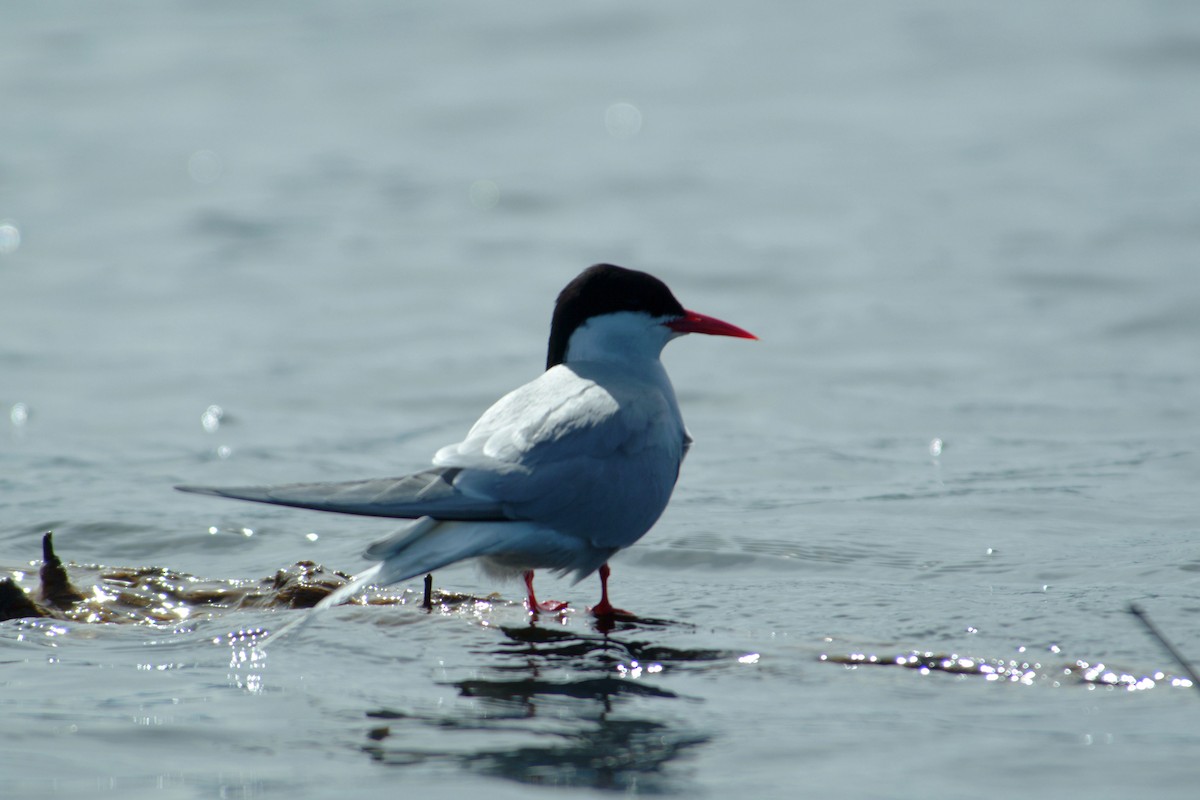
xmin=175 ymin=484 xmax=222 ymax=496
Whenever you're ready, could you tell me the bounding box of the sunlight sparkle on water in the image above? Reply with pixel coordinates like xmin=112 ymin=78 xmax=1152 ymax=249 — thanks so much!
xmin=617 ymin=660 xmax=643 ymax=679
xmin=220 ymin=629 xmax=269 ymax=693
xmin=13 ymin=619 xmax=72 ymax=644
xmin=207 ymin=525 xmax=253 ymax=537
xmin=616 ymin=660 xmax=663 ymax=679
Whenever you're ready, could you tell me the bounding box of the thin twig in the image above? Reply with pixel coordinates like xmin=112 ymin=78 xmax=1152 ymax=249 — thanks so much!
xmin=1129 ymin=602 xmax=1200 ymax=693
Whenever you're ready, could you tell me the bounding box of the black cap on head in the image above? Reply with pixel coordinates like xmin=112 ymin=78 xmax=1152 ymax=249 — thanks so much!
xmin=546 ymin=264 xmax=685 ymax=369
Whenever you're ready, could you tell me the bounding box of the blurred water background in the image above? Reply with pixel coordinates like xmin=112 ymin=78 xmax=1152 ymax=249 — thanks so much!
xmin=3 ymin=1 xmax=1200 ymax=797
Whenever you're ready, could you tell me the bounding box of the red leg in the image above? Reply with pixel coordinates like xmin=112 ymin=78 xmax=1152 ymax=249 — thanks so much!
xmin=589 ymin=563 xmax=633 ymax=618
xmin=524 ymin=570 xmax=568 ymax=613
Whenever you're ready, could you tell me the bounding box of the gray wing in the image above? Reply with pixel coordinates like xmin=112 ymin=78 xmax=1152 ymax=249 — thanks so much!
xmin=433 ymin=364 xmax=688 ymax=549
xmin=175 ymin=466 xmax=513 ymax=521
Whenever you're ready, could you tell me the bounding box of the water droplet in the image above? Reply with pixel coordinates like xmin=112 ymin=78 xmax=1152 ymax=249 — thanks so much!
xmin=10 ymin=402 xmax=29 ymax=427
xmin=604 ymin=102 xmax=643 ymax=138
xmin=305 ymin=532 xmax=319 ymax=542
xmin=201 ymin=404 xmax=223 ymax=432
xmin=468 ymin=179 xmax=500 ymax=210
xmin=928 ymin=437 xmax=943 ymax=457
xmin=188 ymin=150 xmax=223 ymax=184
xmin=0 ymin=220 xmax=20 ymax=255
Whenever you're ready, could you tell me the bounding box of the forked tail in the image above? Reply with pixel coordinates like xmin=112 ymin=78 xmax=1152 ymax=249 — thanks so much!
xmin=256 ymin=515 xmax=518 ymax=648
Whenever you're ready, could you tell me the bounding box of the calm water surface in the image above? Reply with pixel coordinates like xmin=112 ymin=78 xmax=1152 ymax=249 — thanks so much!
xmin=3 ymin=2 xmax=1200 ymax=797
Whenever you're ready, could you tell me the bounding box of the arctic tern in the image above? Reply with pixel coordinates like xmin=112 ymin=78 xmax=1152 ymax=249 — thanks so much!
xmin=178 ymin=263 xmax=755 ymax=626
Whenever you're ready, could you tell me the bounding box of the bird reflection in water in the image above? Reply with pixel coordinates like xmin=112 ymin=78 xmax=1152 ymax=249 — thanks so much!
xmin=362 ymin=620 xmax=733 ymax=792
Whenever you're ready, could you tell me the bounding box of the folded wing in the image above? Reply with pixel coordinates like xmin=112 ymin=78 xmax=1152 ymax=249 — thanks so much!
xmin=176 ymin=467 xmax=511 ymax=521
xmin=434 ymin=363 xmax=687 ymax=549
xmin=176 ymin=363 xmax=687 ymax=552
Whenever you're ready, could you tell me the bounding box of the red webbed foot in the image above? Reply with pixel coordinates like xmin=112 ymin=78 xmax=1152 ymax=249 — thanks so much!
xmin=588 ymin=598 xmax=635 ymax=619
xmin=587 ymin=564 xmax=635 ymax=618
xmin=523 ymin=570 xmax=569 ymax=614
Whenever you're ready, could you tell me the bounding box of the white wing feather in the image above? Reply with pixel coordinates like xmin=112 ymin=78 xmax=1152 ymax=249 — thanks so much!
xmin=434 ymin=361 xmax=686 ymax=549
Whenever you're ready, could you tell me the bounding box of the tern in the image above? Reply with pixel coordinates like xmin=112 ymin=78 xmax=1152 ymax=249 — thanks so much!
xmin=178 ymin=263 xmax=755 ymax=625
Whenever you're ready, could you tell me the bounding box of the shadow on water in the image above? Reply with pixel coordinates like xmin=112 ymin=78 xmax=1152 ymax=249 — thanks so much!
xmin=362 ymin=621 xmax=731 ymax=792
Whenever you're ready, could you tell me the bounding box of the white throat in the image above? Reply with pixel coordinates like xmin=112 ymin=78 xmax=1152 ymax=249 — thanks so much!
xmin=563 ymin=311 xmax=679 ymax=366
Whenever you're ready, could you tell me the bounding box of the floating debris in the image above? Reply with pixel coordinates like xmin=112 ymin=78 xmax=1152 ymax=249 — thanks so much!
xmin=0 ymin=532 xmax=464 ymax=627
xmin=1129 ymin=602 xmax=1200 ymax=695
